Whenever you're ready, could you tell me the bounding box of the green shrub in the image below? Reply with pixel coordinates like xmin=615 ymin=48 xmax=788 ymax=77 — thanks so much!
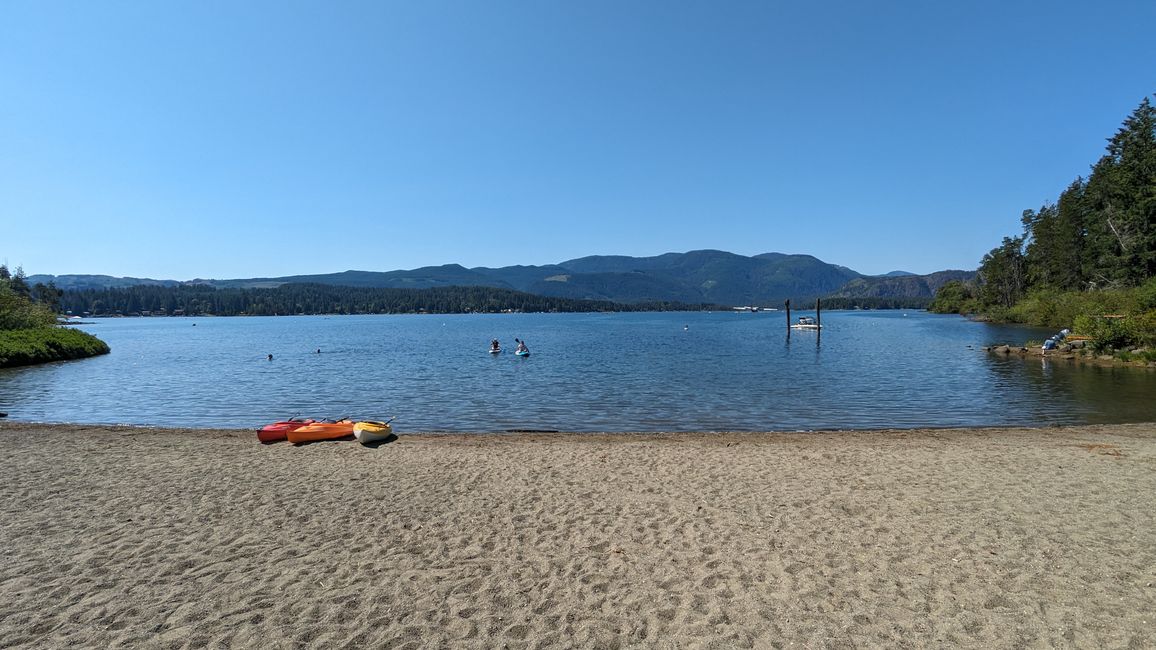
xmin=0 ymin=327 xmax=111 ymax=368
xmin=1021 ymin=291 xmax=1107 ymax=329
xmin=1127 ymin=310 xmax=1156 ymax=347
xmin=929 ymin=281 xmax=979 ymax=314
xmin=982 ymin=305 xmax=1015 ymax=323
xmin=0 ymin=284 xmax=56 ymax=330
xmin=1073 ymin=315 xmax=1131 ymax=354
xmin=1135 ymin=278 xmax=1156 ymax=311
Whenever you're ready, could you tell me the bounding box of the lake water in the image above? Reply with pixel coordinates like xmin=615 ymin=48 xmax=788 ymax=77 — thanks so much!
xmin=2 ymin=311 xmax=1154 ymax=432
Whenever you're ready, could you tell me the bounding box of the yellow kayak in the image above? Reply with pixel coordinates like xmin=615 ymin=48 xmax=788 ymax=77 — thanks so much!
xmin=353 ymin=420 xmax=393 ymax=444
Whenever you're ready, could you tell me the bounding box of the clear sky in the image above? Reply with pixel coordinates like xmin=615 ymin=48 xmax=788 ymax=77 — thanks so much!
xmin=2 ymin=1 xmax=1154 ymax=280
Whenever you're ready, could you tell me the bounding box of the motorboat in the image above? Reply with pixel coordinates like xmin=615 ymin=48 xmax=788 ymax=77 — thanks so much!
xmin=790 ymin=316 xmax=821 ymax=330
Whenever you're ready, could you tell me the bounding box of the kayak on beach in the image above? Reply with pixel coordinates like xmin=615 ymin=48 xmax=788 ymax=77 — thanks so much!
xmin=286 ymin=420 xmax=355 ymax=444
xmin=353 ymin=419 xmax=394 ymax=444
xmin=257 ymin=418 xmax=315 ymax=443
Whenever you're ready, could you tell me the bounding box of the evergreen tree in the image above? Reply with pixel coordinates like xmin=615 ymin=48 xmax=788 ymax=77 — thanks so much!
xmin=1022 ymin=204 xmax=1061 ymax=289
xmin=31 ymin=282 xmax=63 ymax=312
xmin=1054 ymin=177 xmax=1090 ymax=291
xmin=9 ymin=266 xmax=31 ymax=298
xmin=1083 ymin=96 xmax=1156 ymax=287
xmin=977 ymin=236 xmax=1026 ymax=309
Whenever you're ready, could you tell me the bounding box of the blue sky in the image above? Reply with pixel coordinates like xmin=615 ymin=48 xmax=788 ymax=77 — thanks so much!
xmin=2 ymin=1 xmax=1154 ymax=280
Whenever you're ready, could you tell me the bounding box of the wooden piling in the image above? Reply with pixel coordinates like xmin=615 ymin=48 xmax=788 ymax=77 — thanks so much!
xmin=816 ymin=298 xmax=821 ymax=330
xmin=785 ymin=299 xmax=791 ymax=331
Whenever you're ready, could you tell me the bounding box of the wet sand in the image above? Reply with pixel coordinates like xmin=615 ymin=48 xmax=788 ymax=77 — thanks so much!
xmin=1 ymin=422 xmax=1154 ymax=648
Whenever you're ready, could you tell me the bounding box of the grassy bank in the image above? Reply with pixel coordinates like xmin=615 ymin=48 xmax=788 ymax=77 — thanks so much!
xmin=0 ymin=327 xmax=111 ymax=368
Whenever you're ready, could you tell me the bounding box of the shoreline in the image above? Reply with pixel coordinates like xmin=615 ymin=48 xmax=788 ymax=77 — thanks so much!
xmin=3 ymin=422 xmax=1154 ymax=648
xmin=987 ymin=343 xmax=1156 ymax=369
xmin=6 ymin=419 xmax=1156 ymax=437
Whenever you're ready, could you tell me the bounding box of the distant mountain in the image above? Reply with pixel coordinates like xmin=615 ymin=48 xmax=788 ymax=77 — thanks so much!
xmin=38 ymin=251 xmax=975 ymax=306
xmin=26 ymin=274 xmax=182 ymax=290
xmin=542 ymin=250 xmax=861 ymax=304
xmin=204 ymin=265 xmax=513 ymax=291
xmin=526 ymin=271 xmax=696 ymax=303
xmin=880 ymin=270 xmax=917 ymax=277
xmin=828 ymin=270 xmax=976 ymax=299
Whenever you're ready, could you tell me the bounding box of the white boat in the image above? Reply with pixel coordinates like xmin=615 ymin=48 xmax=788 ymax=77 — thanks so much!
xmin=790 ymin=316 xmax=821 ymax=330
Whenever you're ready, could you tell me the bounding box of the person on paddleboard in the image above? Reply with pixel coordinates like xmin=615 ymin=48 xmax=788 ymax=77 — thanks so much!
xmin=491 ymin=339 xmax=501 ymax=352
xmin=515 ymin=338 xmax=529 ymax=354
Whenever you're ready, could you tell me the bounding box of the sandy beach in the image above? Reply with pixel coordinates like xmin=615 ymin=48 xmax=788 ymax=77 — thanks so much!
xmin=1 ymin=423 xmax=1154 ymax=649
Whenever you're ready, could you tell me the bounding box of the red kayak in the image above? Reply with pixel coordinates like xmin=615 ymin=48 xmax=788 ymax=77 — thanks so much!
xmin=258 ymin=418 xmax=315 ymax=444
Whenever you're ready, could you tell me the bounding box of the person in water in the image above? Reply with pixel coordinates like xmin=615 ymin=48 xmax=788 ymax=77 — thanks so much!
xmin=515 ymin=338 xmax=528 ymax=353
xmin=491 ymin=339 xmax=500 ymax=351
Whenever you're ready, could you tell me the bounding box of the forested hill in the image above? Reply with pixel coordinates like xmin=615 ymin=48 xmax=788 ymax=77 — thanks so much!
xmin=56 ymin=283 xmax=722 ymax=317
xmin=829 ymin=270 xmax=976 ymax=300
xmin=34 ymin=250 xmax=867 ymax=305
xmin=35 ymin=250 xmax=971 ymax=307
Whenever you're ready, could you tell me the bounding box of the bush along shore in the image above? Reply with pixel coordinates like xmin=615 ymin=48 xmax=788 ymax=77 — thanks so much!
xmin=0 ymin=326 xmax=111 ymax=368
xmin=0 ymin=264 xmax=111 ymax=368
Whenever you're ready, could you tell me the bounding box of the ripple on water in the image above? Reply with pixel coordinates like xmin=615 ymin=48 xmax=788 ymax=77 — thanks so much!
xmin=1 ymin=312 xmax=1152 ymax=431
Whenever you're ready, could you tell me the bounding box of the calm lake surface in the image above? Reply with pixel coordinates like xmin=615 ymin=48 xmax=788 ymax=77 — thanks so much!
xmin=2 ymin=311 xmax=1155 ymax=432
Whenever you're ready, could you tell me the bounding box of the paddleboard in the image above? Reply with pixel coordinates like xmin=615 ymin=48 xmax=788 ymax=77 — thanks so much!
xmin=515 ymin=350 xmax=530 ymax=357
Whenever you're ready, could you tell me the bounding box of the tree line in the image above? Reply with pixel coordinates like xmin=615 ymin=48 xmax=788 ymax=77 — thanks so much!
xmin=816 ymin=296 xmax=931 ymax=310
xmin=58 ymin=283 xmax=724 ymax=316
xmin=976 ymin=96 xmax=1155 ymax=304
xmin=929 ymin=94 xmax=1156 ymax=352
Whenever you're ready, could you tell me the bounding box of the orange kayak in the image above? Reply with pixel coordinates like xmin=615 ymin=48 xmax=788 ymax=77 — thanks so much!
xmin=286 ymin=420 xmax=355 ymax=444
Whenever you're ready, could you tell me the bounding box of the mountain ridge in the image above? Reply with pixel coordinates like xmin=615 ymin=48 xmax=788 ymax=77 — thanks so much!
xmin=30 ymin=251 xmax=972 ymax=306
